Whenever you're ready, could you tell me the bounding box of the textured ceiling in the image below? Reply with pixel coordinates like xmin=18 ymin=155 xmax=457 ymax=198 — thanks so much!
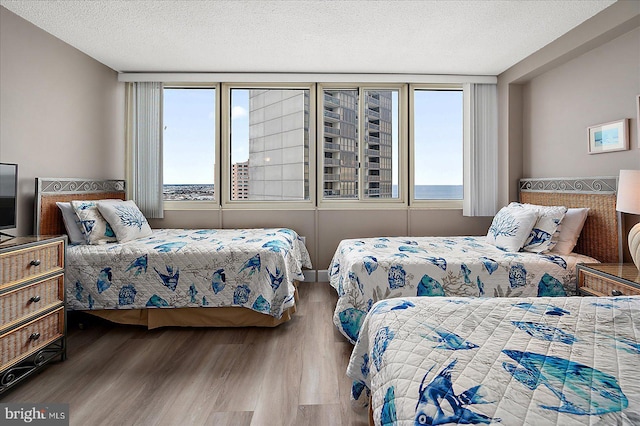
xmin=0 ymin=0 xmax=617 ymax=75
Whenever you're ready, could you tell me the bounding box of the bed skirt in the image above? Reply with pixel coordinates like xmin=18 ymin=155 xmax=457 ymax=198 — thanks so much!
xmin=78 ymin=284 xmax=299 ymax=329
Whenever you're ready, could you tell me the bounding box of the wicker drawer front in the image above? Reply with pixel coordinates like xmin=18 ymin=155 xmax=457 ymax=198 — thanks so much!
xmin=0 ymin=241 xmax=64 ymax=288
xmin=0 ymin=308 xmax=64 ymax=370
xmin=580 ymin=273 xmax=640 ymax=296
xmin=0 ymin=275 xmax=64 ymax=326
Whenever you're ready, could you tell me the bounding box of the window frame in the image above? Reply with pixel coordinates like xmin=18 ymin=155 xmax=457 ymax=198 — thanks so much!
xmin=153 ymin=80 xmax=469 ymax=212
xmin=220 ymin=82 xmax=317 ymax=210
xmin=409 ymin=83 xmax=465 ymax=209
xmin=317 ymin=83 xmax=408 ymax=210
xmin=161 ymin=83 xmax=221 ymax=211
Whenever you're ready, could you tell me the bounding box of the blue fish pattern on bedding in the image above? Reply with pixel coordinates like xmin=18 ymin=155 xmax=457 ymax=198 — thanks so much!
xmin=511 ymin=321 xmax=577 ymax=344
xmin=346 ymin=296 xmax=640 ymax=425
xmin=330 ymin=236 xmax=596 ymax=343
xmin=502 ymin=350 xmax=628 ymax=416
xmin=414 ymin=360 xmax=496 ymax=425
xmin=381 ymin=386 xmax=397 ymax=425
xmin=420 ymin=324 xmax=478 ymax=351
xmin=118 ymin=284 xmax=137 ymax=305
xmin=65 ymin=228 xmax=311 ymax=318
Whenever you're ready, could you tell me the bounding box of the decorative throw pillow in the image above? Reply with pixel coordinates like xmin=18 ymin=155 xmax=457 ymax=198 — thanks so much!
xmin=71 ymin=200 xmax=118 ymax=245
xmin=551 ymin=208 xmax=590 ymax=255
xmin=486 ymin=204 xmax=538 ymax=252
xmin=515 ymin=203 xmax=568 ymax=253
xmin=55 ymin=202 xmax=86 ymax=245
xmin=97 ymin=200 xmax=152 ymax=243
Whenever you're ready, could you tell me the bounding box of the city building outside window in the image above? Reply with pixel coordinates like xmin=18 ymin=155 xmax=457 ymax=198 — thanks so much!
xmin=229 ymin=88 xmax=311 ymax=202
xmin=321 ymin=87 xmax=400 ymax=201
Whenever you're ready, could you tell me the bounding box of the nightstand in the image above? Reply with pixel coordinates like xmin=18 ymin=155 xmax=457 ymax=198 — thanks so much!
xmin=576 ymin=263 xmax=640 ymax=297
xmin=0 ymin=235 xmax=66 ymax=394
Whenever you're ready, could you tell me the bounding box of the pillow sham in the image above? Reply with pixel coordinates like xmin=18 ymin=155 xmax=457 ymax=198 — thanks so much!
xmin=97 ymin=200 xmax=152 ymax=243
xmin=551 ymin=207 xmax=590 ymax=255
xmin=486 ymin=204 xmax=538 ymax=252
xmin=55 ymin=202 xmax=86 ymax=245
xmin=71 ymin=200 xmax=118 ymax=245
xmin=514 ymin=203 xmax=567 ymax=253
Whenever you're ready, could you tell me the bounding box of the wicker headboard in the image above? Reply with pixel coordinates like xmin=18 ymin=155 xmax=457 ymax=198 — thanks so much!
xmin=35 ymin=178 xmax=126 ymax=235
xmin=519 ymin=176 xmax=618 ymax=263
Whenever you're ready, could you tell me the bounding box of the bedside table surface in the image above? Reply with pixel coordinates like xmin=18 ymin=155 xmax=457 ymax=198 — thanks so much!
xmin=0 ymin=235 xmax=65 ymax=253
xmin=578 ymin=263 xmax=640 ymax=287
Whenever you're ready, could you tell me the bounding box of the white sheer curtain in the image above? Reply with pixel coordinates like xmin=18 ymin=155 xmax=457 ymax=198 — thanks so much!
xmin=463 ymin=83 xmax=498 ymax=217
xmin=126 ymin=82 xmax=164 ymax=218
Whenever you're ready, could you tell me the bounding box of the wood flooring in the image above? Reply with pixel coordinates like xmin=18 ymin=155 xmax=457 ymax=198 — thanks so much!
xmin=1 ymin=283 xmax=369 ymax=426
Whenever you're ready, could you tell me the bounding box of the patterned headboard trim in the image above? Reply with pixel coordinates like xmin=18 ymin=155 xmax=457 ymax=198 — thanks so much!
xmin=35 ymin=178 xmax=126 ymax=235
xmin=519 ymin=176 xmax=617 ymax=194
xmin=519 ymin=177 xmax=619 ymax=263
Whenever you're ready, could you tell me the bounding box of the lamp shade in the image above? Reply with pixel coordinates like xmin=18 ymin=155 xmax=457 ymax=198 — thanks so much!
xmin=616 ymin=170 xmax=640 ymax=214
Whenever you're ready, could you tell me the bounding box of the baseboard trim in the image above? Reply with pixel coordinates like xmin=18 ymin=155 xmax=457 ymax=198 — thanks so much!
xmin=317 ymin=270 xmax=330 ymax=283
xmin=300 ymin=270 xmax=330 ymax=283
xmin=302 ymin=270 xmax=316 ymax=282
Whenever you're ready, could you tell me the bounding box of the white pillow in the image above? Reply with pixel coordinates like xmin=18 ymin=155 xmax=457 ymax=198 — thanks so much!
xmin=551 ymin=208 xmax=590 ymax=255
xmin=514 ymin=203 xmax=567 ymax=253
xmin=71 ymin=200 xmax=118 ymax=245
xmin=55 ymin=202 xmax=85 ymax=245
xmin=486 ymin=204 xmax=538 ymax=252
xmin=97 ymin=200 xmax=152 ymax=243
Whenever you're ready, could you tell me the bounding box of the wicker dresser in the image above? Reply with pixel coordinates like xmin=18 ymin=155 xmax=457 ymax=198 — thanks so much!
xmin=0 ymin=235 xmax=66 ymax=394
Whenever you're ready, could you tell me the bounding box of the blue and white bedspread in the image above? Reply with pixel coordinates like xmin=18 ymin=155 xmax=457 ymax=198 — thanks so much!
xmin=66 ymin=228 xmax=312 ymax=318
xmin=347 ymin=296 xmax=640 ymax=425
xmin=329 ymin=236 xmax=597 ymax=343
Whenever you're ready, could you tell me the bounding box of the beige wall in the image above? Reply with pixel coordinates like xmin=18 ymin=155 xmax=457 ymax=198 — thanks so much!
xmin=522 ymin=27 xmax=639 ymax=177
xmin=0 ymin=7 xmax=125 ymax=236
xmin=498 ymin=1 xmax=640 ymax=201
xmin=498 ymin=1 xmax=640 ymax=262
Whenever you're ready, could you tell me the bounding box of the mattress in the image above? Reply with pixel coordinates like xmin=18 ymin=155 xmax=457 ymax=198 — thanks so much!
xmin=329 ymin=236 xmax=598 ymax=343
xmin=66 ymin=228 xmax=312 ymax=318
xmin=347 ymin=295 xmax=640 ymax=425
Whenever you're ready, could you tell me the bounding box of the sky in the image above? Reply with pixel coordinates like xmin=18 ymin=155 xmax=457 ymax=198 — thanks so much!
xmin=163 ymin=88 xmax=462 ymax=186
xmin=414 ymin=90 xmax=463 ymax=185
xmin=231 ymin=90 xmax=249 ymax=164
xmin=163 ymin=88 xmax=216 ymax=185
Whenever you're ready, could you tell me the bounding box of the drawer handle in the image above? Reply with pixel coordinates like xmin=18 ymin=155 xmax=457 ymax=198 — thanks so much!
xmin=29 ymin=295 xmax=41 ymax=303
xmin=29 ymin=332 xmax=41 ymax=341
xmin=30 ymin=259 xmax=41 ymax=267
xmin=611 ymin=289 xmax=623 ymax=296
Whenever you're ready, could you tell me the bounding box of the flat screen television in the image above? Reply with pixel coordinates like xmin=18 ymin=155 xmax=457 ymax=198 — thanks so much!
xmin=0 ymin=163 xmax=18 ymax=230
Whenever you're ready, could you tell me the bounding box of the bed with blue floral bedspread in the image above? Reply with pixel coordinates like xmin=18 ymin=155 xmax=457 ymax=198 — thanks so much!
xmin=347 ymin=295 xmax=640 ymax=425
xmin=66 ymin=228 xmax=312 ymax=326
xmin=329 ymin=236 xmax=597 ymax=343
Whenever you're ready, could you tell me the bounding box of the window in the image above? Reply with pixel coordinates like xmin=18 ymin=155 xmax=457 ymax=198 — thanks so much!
xmin=412 ymin=88 xmax=463 ymax=201
xmin=162 ymin=87 xmax=216 ymax=201
xmin=229 ymin=88 xmax=310 ymax=201
xmin=321 ymin=87 xmax=400 ymax=201
xmin=147 ymin=81 xmax=469 ymax=210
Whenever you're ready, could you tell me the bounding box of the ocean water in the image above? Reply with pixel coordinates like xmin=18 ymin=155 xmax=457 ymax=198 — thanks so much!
xmin=393 ymin=185 xmax=463 ymax=200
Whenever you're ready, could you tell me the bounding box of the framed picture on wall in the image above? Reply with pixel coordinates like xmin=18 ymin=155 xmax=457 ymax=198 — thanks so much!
xmin=587 ymin=118 xmax=629 ymax=154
